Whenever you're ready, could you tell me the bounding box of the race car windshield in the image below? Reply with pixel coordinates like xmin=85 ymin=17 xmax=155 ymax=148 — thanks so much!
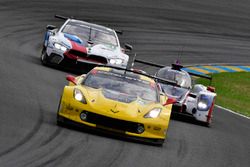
xmin=90 ymin=29 xmax=118 ymax=47
xmin=83 ymin=70 xmax=158 ymax=103
xmin=157 ymin=68 xmax=191 ymax=89
xmin=160 ymin=84 xmax=189 ymax=101
xmin=62 ymin=21 xmax=118 ymax=46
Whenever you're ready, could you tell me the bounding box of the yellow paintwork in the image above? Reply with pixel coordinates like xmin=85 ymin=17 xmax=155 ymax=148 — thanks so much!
xmin=58 ymin=67 xmax=172 ymax=140
xmin=224 ymin=66 xmax=245 ymax=72
xmin=202 ymin=66 xmax=227 ymax=72
xmin=188 ymin=67 xmax=210 ymax=74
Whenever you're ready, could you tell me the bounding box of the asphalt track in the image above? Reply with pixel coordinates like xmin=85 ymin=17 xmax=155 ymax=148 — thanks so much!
xmin=0 ymin=0 xmax=250 ymax=166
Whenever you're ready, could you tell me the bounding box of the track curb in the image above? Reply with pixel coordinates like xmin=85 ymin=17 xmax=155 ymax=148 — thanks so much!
xmin=215 ymin=105 xmax=250 ymax=119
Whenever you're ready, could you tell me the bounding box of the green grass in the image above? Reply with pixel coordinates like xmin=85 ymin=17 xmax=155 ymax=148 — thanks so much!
xmin=195 ymin=72 xmax=250 ymax=117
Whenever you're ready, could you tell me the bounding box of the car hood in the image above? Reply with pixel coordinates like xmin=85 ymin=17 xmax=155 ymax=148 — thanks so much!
xmin=83 ymin=87 xmax=157 ymax=118
xmin=58 ymin=32 xmax=128 ymax=60
xmin=88 ymin=44 xmax=125 ymax=59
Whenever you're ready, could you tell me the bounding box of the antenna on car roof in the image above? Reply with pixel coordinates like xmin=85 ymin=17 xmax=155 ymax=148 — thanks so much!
xmin=177 ymin=45 xmax=184 ymax=64
xmin=171 ymin=59 xmax=183 ymax=71
xmin=123 ymin=53 xmax=137 ymax=76
xmin=115 ymin=30 xmax=123 ymax=35
xmin=88 ymin=27 xmax=92 ymax=42
xmin=130 ymin=53 xmax=137 ymax=69
xmin=55 ymin=14 xmax=75 ymax=20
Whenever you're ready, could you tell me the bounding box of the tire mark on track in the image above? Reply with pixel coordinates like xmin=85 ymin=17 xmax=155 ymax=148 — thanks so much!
xmin=37 ymin=146 xmax=74 ymax=167
xmin=39 ymin=128 xmax=62 ymax=147
xmin=107 ymin=142 xmax=126 ymax=167
xmin=0 ymin=108 xmax=43 ymax=157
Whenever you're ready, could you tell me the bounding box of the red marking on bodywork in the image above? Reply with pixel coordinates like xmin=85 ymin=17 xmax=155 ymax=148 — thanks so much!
xmin=207 ymin=86 xmax=215 ymax=92
xmin=66 ymin=75 xmax=77 ymax=85
xmin=64 ymin=41 xmax=106 ymax=64
xmin=207 ymin=98 xmax=215 ymax=123
xmin=64 ymin=41 xmax=87 ymax=60
xmin=64 ymin=50 xmax=77 ymax=60
xmin=70 ymin=41 xmax=87 ymax=53
xmin=179 ymin=92 xmax=189 ymax=113
xmin=91 ymin=69 xmax=98 ymax=75
xmin=164 ymin=97 xmax=177 ymax=106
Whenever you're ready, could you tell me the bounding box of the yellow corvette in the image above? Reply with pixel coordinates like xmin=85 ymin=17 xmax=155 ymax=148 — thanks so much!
xmin=57 ymin=66 xmax=175 ymax=145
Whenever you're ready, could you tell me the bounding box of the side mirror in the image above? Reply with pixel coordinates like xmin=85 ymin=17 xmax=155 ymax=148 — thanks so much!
xmin=115 ymin=30 xmax=123 ymax=35
xmin=66 ymin=75 xmax=77 ymax=85
xmin=189 ymin=93 xmax=197 ymax=98
xmin=46 ymin=25 xmax=57 ymax=30
xmin=124 ymin=43 xmax=133 ymax=51
xmin=164 ymin=97 xmax=177 ymax=106
xmin=87 ymin=40 xmax=94 ymax=45
xmin=160 ymin=92 xmax=165 ymax=96
xmin=81 ymin=74 xmax=86 ymax=79
xmin=207 ymin=86 xmax=215 ymax=92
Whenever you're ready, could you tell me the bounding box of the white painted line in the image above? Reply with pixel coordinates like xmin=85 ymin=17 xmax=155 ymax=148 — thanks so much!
xmin=215 ymin=105 xmax=250 ymax=119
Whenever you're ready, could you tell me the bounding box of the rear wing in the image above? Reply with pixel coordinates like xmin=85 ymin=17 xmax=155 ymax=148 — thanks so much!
xmin=54 ymin=14 xmax=123 ymax=35
xmin=55 ymin=14 xmax=73 ymax=20
xmin=96 ymin=64 xmax=178 ymax=87
xmin=134 ymin=59 xmax=212 ymax=81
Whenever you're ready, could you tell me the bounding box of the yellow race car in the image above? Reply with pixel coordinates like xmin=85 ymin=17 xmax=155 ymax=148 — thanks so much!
xmin=57 ymin=66 xmax=176 ymax=145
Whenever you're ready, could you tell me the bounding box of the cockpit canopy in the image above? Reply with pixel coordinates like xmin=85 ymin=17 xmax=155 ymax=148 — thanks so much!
xmin=156 ymin=67 xmax=192 ymax=89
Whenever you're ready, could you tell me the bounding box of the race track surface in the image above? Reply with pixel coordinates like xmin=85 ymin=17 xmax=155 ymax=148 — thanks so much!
xmin=0 ymin=0 xmax=249 ymax=166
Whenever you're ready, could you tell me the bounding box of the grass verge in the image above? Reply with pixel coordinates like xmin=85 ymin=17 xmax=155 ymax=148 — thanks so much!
xmin=196 ymin=72 xmax=250 ymax=117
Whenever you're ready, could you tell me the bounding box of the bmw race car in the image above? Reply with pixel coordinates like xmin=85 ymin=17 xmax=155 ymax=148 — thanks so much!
xmin=134 ymin=59 xmax=216 ymax=126
xmin=57 ymin=66 xmax=176 ymax=145
xmin=41 ymin=15 xmax=132 ymax=72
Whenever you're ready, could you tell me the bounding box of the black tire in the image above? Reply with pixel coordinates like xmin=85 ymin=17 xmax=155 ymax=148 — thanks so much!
xmin=205 ymin=122 xmax=211 ymax=127
xmin=57 ymin=117 xmax=64 ymax=126
xmin=201 ymin=121 xmax=211 ymax=127
xmin=41 ymin=47 xmax=48 ymax=65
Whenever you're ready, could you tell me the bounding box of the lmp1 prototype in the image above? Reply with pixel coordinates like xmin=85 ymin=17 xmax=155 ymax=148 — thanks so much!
xmin=41 ymin=15 xmax=132 ymax=71
xmin=57 ymin=66 xmax=175 ymax=145
xmin=135 ymin=59 xmax=216 ymax=126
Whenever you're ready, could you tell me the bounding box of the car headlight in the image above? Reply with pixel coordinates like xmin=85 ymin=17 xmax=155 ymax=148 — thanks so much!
xmin=54 ymin=43 xmax=67 ymax=52
xmin=109 ymin=58 xmax=123 ymax=65
xmin=197 ymin=94 xmax=212 ymax=111
xmin=144 ymin=108 xmax=162 ymax=118
xmin=73 ymin=88 xmax=87 ymax=104
xmin=197 ymin=101 xmax=208 ymax=111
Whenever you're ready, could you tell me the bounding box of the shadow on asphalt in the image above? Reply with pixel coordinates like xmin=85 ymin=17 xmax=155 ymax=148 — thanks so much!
xmin=57 ymin=118 xmax=165 ymax=147
xmin=170 ymin=113 xmax=210 ymax=127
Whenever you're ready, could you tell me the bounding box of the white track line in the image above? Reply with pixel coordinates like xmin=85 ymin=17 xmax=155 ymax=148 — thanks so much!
xmin=215 ymin=105 xmax=250 ymax=119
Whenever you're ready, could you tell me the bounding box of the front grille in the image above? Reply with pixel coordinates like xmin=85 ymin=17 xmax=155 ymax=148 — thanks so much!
xmin=82 ymin=111 xmax=143 ymax=134
xmin=68 ymin=50 xmax=108 ymax=64
xmin=68 ymin=49 xmax=87 ymax=57
xmin=88 ymin=55 xmax=108 ymax=64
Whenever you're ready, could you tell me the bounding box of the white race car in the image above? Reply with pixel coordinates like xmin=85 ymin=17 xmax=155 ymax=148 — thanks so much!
xmin=134 ymin=59 xmax=217 ymax=126
xmin=185 ymin=84 xmax=216 ymax=126
xmin=41 ymin=15 xmax=132 ymax=72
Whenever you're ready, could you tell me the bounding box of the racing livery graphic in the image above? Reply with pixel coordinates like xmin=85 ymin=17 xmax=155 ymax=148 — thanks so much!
xmin=134 ymin=59 xmax=217 ymax=126
xmin=41 ymin=15 xmax=132 ymax=72
xmin=57 ymin=66 xmax=176 ymax=145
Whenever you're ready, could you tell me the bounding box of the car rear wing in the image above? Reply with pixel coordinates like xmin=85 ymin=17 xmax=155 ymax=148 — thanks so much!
xmin=134 ymin=59 xmax=212 ymax=81
xmin=54 ymin=14 xmax=123 ymax=35
xmin=96 ymin=64 xmax=178 ymax=87
xmin=55 ymin=14 xmax=73 ymax=20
